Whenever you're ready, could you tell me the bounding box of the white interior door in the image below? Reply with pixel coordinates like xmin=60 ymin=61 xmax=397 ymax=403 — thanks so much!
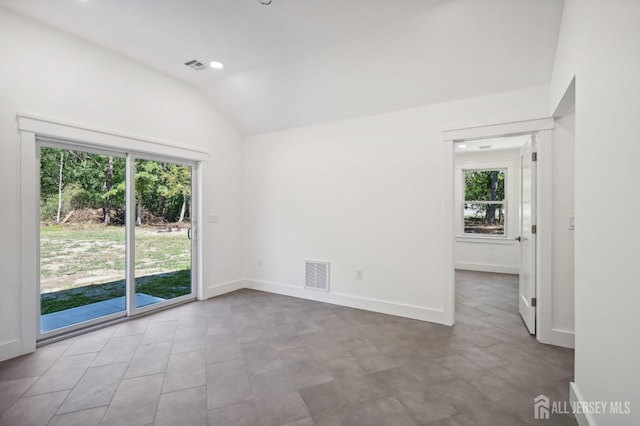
xmin=518 ymin=137 xmax=537 ymax=334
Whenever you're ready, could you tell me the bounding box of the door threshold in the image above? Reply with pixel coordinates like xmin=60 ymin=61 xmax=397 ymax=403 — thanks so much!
xmin=37 ymin=297 xmax=196 ymax=347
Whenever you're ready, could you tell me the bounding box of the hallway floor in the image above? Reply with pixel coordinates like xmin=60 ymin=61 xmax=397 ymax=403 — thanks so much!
xmin=0 ymin=272 xmax=575 ymax=425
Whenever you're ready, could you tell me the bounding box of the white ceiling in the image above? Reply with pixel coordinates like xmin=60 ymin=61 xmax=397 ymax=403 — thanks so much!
xmin=0 ymin=0 xmax=564 ymax=135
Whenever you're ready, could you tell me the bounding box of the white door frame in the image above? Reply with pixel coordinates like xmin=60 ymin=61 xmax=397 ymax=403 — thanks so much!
xmin=442 ymin=117 xmax=555 ymax=344
xmin=127 ymin=153 xmax=198 ymax=317
xmin=19 ymin=114 xmax=208 ymax=352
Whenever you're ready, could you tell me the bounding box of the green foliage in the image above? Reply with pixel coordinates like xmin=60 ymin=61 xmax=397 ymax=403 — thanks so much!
xmin=464 ymin=169 xmax=506 ymax=226
xmin=464 ymin=169 xmax=505 ymax=201
xmin=40 ymin=147 xmax=191 ymax=224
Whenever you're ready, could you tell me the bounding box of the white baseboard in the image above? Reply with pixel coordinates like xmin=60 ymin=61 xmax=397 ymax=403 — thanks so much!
xmin=570 ymin=382 xmax=596 ymax=426
xmin=206 ymin=279 xmax=244 ymax=299
xmin=244 ymin=279 xmax=448 ymax=325
xmin=548 ymin=327 xmax=575 ymax=349
xmin=455 ymin=262 xmax=518 ymax=275
xmin=0 ymin=339 xmax=22 ymax=363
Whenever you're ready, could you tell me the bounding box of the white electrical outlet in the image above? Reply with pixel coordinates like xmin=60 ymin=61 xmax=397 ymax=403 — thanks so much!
xmin=356 ymin=269 xmax=363 ymax=280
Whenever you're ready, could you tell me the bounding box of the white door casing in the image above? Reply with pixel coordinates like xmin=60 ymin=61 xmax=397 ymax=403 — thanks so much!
xmin=18 ymin=114 xmax=207 ymax=350
xmin=442 ymin=118 xmax=555 ymax=343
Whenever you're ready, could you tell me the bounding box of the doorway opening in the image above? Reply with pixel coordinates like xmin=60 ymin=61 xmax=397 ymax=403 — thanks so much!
xmin=38 ymin=141 xmax=197 ymax=338
xmin=453 ymin=134 xmax=536 ymax=336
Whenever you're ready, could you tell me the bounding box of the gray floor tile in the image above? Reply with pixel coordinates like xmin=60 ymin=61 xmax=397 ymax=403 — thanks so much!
xmin=101 ymin=373 xmax=164 ymax=426
xmin=242 ymin=343 xmax=286 ymax=375
xmin=317 ymin=396 xmax=418 ymax=426
xmin=206 ymin=333 xmax=242 ymax=364
xmin=434 ymin=354 xmax=485 ymax=380
xmin=63 ymin=328 xmax=114 ymax=356
xmin=458 ymin=346 xmax=509 ymax=369
xmin=47 ymin=406 xmax=107 ymax=426
xmin=370 ymin=367 xmax=425 ymax=396
xmin=207 ymin=400 xmax=259 ymax=426
xmin=403 ymin=359 xmax=457 ymax=385
xmin=467 ymin=370 xmax=523 ymax=402
xmin=0 ymin=345 xmax=68 ymax=382
xmin=57 ymin=362 xmax=127 ymax=414
xmin=323 ymin=356 xmax=367 ymax=380
xmin=124 ymin=341 xmax=171 ymax=379
xmin=171 ymin=326 xmax=207 ymax=355
xmin=280 ymin=418 xmax=315 ymax=426
xmin=0 ymin=389 xmax=68 ymax=426
xmin=354 ymin=353 xmax=398 ymax=374
xmin=206 ymin=317 xmax=235 ymax=336
xmin=206 ymin=359 xmax=252 ymax=409
xmin=0 ymin=377 xmax=38 ymax=416
xmin=253 ymin=391 xmax=310 ymax=426
xmin=91 ymin=334 xmax=142 ymax=367
xmin=110 ymin=318 xmax=150 ymax=337
xmin=305 ymin=341 xmax=351 ymax=362
xmin=24 ymin=352 xmax=96 ymax=396
xmin=299 ymin=381 xmax=351 ymax=422
xmin=155 ymin=385 xmax=207 ymax=426
xmin=140 ymin=320 xmax=178 ymax=345
xmin=396 ymin=392 xmax=460 ymax=424
xmin=282 ymin=360 xmax=334 ymax=390
xmin=426 ymin=413 xmax=476 ymax=426
xmin=334 ymin=374 xmax=390 ymax=404
xmin=163 ymin=349 xmax=206 ymax=393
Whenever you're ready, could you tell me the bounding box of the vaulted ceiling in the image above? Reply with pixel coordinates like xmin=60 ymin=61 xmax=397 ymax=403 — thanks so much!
xmin=0 ymin=0 xmax=564 ymax=135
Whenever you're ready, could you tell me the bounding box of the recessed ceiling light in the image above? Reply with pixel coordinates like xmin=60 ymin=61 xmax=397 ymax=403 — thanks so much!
xmin=209 ymin=61 xmax=224 ymax=70
xmin=457 ymin=144 xmax=467 ymax=149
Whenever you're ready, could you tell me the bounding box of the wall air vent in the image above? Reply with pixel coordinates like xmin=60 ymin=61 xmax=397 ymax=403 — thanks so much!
xmin=305 ymin=260 xmax=330 ymax=292
xmin=184 ymin=59 xmax=207 ymax=71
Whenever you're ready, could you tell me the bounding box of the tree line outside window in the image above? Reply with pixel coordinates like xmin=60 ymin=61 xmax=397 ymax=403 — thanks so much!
xmin=40 ymin=147 xmax=191 ymax=226
xmin=463 ymin=168 xmax=506 ymax=236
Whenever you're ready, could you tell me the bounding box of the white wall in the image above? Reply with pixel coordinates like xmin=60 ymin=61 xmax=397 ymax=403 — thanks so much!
xmin=551 ymin=1 xmax=640 ymax=424
xmin=243 ymin=86 xmax=549 ymax=324
xmin=0 ymin=8 xmax=244 ymax=361
xmin=551 ymin=111 xmax=575 ymax=344
xmin=454 ymin=148 xmax=520 ymax=274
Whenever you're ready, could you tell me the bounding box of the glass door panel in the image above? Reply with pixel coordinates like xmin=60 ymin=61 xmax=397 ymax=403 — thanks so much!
xmin=133 ymin=159 xmax=193 ymax=309
xmin=39 ymin=146 xmax=127 ymax=334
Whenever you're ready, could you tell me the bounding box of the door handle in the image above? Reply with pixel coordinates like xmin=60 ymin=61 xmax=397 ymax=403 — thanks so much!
xmin=187 ymin=227 xmax=192 ymax=240
xmin=515 ymin=236 xmax=521 ymax=242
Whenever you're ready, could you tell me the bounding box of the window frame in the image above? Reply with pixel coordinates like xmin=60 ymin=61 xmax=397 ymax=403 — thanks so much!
xmin=460 ymin=167 xmax=509 ymax=239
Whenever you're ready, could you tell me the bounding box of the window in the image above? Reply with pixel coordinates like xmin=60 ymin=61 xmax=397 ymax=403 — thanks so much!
xmin=463 ymin=169 xmax=506 ymax=236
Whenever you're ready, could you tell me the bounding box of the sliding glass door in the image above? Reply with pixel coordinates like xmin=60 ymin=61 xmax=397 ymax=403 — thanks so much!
xmin=132 ymin=158 xmax=194 ymax=313
xmin=39 ymin=146 xmax=128 ymax=333
xmin=38 ymin=142 xmax=197 ymax=337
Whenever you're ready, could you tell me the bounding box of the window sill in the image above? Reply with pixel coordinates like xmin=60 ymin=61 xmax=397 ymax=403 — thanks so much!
xmin=456 ymin=236 xmax=515 ymax=245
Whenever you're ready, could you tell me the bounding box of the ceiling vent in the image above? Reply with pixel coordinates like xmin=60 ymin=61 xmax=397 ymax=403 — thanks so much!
xmin=305 ymin=260 xmax=330 ymax=292
xmin=184 ymin=59 xmax=207 ymax=71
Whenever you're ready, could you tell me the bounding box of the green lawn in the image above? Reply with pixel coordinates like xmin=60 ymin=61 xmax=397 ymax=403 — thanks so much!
xmin=40 ymin=224 xmax=191 ymax=314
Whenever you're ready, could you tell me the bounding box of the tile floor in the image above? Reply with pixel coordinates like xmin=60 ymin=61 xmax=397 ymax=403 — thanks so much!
xmin=0 ymin=271 xmax=576 ymax=425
